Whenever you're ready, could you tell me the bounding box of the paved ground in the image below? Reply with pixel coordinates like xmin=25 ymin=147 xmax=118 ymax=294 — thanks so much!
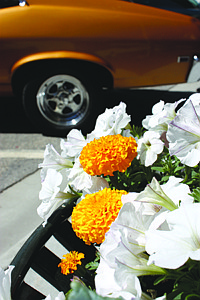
xmin=0 ymin=134 xmax=61 ymax=192
xmin=0 ymin=81 xmax=200 ymax=297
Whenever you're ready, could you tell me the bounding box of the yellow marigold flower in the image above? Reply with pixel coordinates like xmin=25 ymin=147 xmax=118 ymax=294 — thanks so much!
xmin=58 ymin=251 xmax=85 ymax=275
xmin=71 ymin=188 xmax=127 ymax=245
xmin=79 ymin=134 xmax=137 ymax=176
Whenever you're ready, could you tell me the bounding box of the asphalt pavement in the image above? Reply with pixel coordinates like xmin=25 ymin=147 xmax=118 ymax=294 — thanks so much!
xmin=0 ymin=81 xmax=200 ymax=297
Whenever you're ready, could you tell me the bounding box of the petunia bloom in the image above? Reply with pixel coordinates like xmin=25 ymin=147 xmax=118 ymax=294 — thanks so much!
xmin=146 ymin=203 xmax=200 ymax=269
xmin=135 ymin=176 xmax=193 ymax=211
xmin=98 ymin=202 xmax=167 ymax=270
xmin=37 ymin=169 xmax=77 ymax=224
xmin=182 ymin=92 xmax=200 ymax=114
xmin=71 ymin=188 xmax=127 ymax=245
xmin=66 ymin=157 xmax=109 ymax=192
xmin=88 ymin=102 xmax=131 ymax=140
xmin=137 ymin=131 xmax=164 ymax=166
xmin=79 ymin=134 xmax=137 ymax=176
xmin=60 ymin=129 xmax=88 ymax=159
xmin=95 ymin=202 xmax=165 ymax=300
xmin=142 ymin=99 xmax=185 ymax=134
xmin=37 ymin=169 xmax=62 ymax=222
xmin=0 ymin=265 xmax=14 ymax=300
xmin=38 ymin=144 xmax=73 ymax=181
xmin=39 ymin=169 xmax=63 ymax=201
xmin=95 ymin=257 xmax=143 ymax=300
xmin=167 ymin=99 xmax=200 ymax=167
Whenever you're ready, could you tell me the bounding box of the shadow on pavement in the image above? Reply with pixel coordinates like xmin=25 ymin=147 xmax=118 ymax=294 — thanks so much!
xmin=0 ymin=95 xmax=38 ymax=134
xmin=0 ymin=88 xmax=195 ymax=136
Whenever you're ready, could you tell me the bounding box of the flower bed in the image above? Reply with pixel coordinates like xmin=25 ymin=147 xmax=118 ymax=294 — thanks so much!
xmin=2 ymin=94 xmax=200 ymax=299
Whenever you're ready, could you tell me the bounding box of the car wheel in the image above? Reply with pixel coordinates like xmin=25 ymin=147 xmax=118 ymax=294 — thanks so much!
xmin=22 ymin=73 xmax=95 ymax=136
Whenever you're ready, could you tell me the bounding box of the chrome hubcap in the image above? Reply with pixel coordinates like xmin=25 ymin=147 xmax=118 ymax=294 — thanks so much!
xmin=36 ymin=75 xmax=90 ymax=127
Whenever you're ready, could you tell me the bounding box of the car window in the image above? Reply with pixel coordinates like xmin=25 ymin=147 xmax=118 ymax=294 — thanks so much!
xmin=0 ymin=0 xmax=27 ymax=8
xmin=124 ymin=0 xmax=200 ymax=17
xmin=131 ymin=0 xmax=199 ymax=8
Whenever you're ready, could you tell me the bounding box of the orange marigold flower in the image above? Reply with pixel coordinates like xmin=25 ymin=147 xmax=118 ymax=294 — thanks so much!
xmin=58 ymin=251 xmax=85 ymax=275
xmin=79 ymin=134 xmax=137 ymax=176
xmin=71 ymin=187 xmax=127 ymax=245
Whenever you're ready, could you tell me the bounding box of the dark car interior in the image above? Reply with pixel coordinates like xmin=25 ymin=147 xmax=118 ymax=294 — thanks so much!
xmin=0 ymin=0 xmax=27 ymax=8
xmin=132 ymin=0 xmax=199 ymax=8
xmin=127 ymin=0 xmax=200 ymax=17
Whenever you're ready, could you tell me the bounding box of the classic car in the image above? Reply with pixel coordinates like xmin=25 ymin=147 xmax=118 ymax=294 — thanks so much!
xmin=1 ymin=0 xmax=200 ymax=135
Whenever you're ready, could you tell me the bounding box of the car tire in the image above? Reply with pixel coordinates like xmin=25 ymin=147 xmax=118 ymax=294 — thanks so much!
xmin=22 ymin=72 xmax=98 ymax=136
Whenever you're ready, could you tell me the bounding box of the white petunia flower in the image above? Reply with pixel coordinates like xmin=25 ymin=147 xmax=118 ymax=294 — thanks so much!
xmin=81 ymin=176 xmax=109 ymax=196
xmin=160 ymin=176 xmax=193 ymax=206
xmin=142 ymin=99 xmax=185 ymax=134
xmin=95 ymin=202 xmax=166 ymax=300
xmin=37 ymin=169 xmax=74 ymax=224
xmin=167 ymin=99 xmax=200 ymax=167
xmin=137 ymin=131 xmax=164 ymax=166
xmin=135 ymin=176 xmax=193 ymax=211
xmin=0 ymin=265 xmax=14 ymax=300
xmin=43 ymin=291 xmax=65 ymax=300
xmin=66 ymin=157 xmax=109 ymax=193
xmin=39 ymin=169 xmax=62 ymax=201
xmin=66 ymin=157 xmax=92 ymax=191
xmin=88 ymin=102 xmax=131 ymax=140
xmin=38 ymin=144 xmax=73 ymax=181
xmin=103 ymin=202 xmax=167 ymax=264
xmin=60 ymin=129 xmax=88 ymax=159
xmin=95 ymin=258 xmax=137 ymax=299
xmin=183 ymin=92 xmax=200 ymax=114
xmin=95 ymin=256 xmax=143 ymax=300
xmin=146 ymin=203 xmax=200 ymax=269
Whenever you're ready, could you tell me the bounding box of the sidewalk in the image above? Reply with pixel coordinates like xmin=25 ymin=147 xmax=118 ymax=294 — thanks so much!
xmin=0 ymin=169 xmax=68 ymax=297
xmin=0 ymin=81 xmax=199 ymax=297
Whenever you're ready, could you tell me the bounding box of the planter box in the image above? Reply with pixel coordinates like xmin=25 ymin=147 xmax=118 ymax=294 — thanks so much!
xmin=10 ymin=201 xmax=96 ymax=299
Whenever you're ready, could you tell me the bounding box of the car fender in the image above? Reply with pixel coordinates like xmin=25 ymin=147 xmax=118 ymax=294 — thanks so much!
xmin=11 ymin=51 xmax=113 ymax=76
xmin=11 ymin=51 xmax=114 ymax=95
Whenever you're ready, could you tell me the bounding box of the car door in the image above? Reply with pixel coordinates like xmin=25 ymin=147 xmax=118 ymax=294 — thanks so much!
xmin=89 ymin=0 xmax=200 ymax=88
xmin=123 ymin=0 xmax=200 ymax=86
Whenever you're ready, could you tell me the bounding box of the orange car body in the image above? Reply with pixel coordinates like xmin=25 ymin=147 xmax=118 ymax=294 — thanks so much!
xmin=1 ymin=0 xmax=200 ymax=96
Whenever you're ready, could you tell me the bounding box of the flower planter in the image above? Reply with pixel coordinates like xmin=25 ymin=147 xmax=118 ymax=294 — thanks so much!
xmin=7 ymin=97 xmax=200 ymax=300
xmin=10 ymin=201 xmax=96 ymax=300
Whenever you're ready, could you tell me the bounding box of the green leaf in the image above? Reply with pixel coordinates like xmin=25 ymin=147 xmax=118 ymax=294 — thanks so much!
xmin=189 ymin=187 xmax=200 ymax=203
xmin=85 ymin=252 xmax=100 ymax=271
xmin=151 ymin=166 xmax=165 ymax=172
xmin=66 ymin=279 xmax=123 ymax=300
xmin=130 ymin=124 xmax=144 ymax=138
xmin=153 ymin=275 xmax=167 ymax=285
xmin=185 ymin=295 xmax=200 ymax=300
xmin=173 ymin=166 xmax=185 ymax=173
xmin=160 ymin=175 xmax=170 ymax=182
xmin=166 ymin=289 xmax=183 ymax=300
